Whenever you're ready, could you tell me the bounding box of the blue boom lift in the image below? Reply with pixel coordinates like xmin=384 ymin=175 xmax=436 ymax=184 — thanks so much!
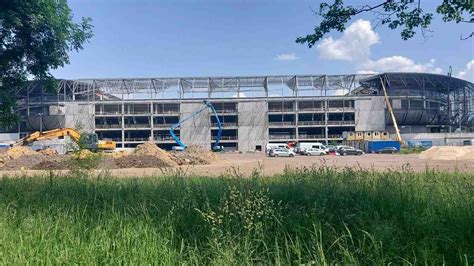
xmin=169 ymin=101 xmax=223 ymax=151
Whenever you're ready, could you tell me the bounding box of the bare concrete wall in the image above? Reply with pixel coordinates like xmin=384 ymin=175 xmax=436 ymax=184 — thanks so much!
xmin=64 ymin=103 xmax=95 ymax=133
xmin=238 ymin=101 xmax=268 ymax=152
xmin=180 ymin=102 xmax=211 ymax=149
xmin=355 ymin=97 xmax=385 ymax=131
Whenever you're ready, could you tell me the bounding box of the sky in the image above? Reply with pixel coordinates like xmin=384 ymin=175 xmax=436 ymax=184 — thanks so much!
xmin=52 ymin=0 xmax=474 ymax=82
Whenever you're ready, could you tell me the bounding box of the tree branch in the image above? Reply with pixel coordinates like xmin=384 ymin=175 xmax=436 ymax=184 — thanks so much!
xmin=460 ymin=31 xmax=474 ymax=40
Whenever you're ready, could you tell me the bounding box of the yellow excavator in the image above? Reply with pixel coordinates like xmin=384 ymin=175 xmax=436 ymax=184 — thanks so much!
xmin=15 ymin=128 xmax=116 ymax=151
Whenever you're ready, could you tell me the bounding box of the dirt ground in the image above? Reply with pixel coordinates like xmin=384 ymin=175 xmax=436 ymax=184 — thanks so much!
xmin=1 ymin=153 xmax=473 ymax=178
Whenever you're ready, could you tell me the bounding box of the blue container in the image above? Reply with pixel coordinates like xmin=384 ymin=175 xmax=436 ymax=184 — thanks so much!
xmin=0 ymin=143 xmax=10 ymax=149
xmin=366 ymin=140 xmax=401 ymax=153
xmin=420 ymin=140 xmax=433 ymax=148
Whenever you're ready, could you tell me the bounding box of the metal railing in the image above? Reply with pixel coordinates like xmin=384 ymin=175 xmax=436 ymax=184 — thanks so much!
xmin=95 ymin=124 xmax=122 ymax=129
xmin=298 ymin=107 xmax=324 ymax=112
xmin=153 ymin=123 xmax=174 ymax=128
xmin=124 ymin=137 xmax=150 ymax=142
xmin=269 ymin=121 xmax=295 ymax=126
xmin=214 ymin=109 xmax=237 ymax=113
xmin=154 ymin=136 xmax=175 ymax=141
xmin=124 ymin=124 xmax=151 ymax=128
xmin=211 ymin=122 xmax=238 ymax=127
xmin=212 ymin=135 xmax=237 ymax=140
xmin=269 ymin=134 xmax=295 ymax=140
xmin=327 ymin=120 xmax=355 ymax=125
xmin=124 ymin=111 xmax=150 ymax=115
xmin=326 ymin=107 xmax=354 ymax=111
xmin=298 ymin=121 xmax=325 ymax=125
xmin=154 ymin=110 xmax=179 ymax=114
xmin=95 ymin=111 xmax=122 ymax=115
xmin=268 ymin=108 xmax=295 ymax=112
xmin=298 ymin=134 xmax=325 ymax=139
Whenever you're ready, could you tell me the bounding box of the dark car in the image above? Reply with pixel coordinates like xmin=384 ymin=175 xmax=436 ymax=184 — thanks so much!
xmin=377 ymin=147 xmax=398 ymax=154
xmin=338 ymin=146 xmax=363 ymax=156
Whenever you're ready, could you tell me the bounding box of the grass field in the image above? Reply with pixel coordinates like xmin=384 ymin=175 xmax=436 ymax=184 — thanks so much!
xmin=0 ymin=167 xmax=472 ymax=264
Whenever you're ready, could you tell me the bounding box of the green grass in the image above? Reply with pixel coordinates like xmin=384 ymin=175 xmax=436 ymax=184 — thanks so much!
xmin=0 ymin=167 xmax=472 ymax=264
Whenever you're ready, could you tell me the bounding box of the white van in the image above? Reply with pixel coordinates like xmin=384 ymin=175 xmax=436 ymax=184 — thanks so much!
xmin=295 ymin=142 xmax=327 ymax=154
xmin=265 ymin=143 xmax=289 ymax=154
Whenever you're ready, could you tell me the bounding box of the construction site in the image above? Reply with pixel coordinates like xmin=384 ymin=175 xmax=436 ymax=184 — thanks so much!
xmin=0 ymin=72 xmax=473 ymax=172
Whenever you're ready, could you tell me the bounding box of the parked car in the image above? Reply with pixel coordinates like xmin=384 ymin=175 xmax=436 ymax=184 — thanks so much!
xmin=326 ymin=145 xmax=337 ymax=155
xmin=269 ymin=148 xmax=296 ymax=157
xmin=337 ymin=146 xmax=363 ymax=156
xmin=302 ymin=148 xmax=326 ymax=156
xmin=376 ymin=147 xmax=398 ymax=154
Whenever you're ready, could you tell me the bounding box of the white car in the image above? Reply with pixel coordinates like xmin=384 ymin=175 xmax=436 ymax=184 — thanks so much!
xmin=269 ymin=148 xmax=296 ymax=157
xmin=302 ymin=148 xmax=326 ymax=156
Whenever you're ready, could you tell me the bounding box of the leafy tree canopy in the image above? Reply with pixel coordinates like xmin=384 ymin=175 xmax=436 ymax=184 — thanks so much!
xmin=296 ymin=0 xmax=474 ymax=48
xmin=0 ymin=0 xmax=93 ymax=128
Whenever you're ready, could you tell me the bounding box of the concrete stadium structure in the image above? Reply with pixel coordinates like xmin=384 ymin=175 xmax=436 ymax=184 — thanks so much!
xmin=9 ymin=73 xmax=474 ymax=151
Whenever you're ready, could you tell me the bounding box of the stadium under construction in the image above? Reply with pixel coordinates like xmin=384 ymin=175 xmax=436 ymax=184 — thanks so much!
xmin=5 ymin=72 xmax=474 ymax=151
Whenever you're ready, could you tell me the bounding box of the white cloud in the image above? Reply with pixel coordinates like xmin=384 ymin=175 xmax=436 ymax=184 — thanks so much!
xmin=356 ymin=70 xmax=379 ymax=75
xmin=457 ymin=60 xmax=474 ymax=82
xmin=316 ymin=19 xmax=444 ymax=74
xmin=275 ymin=53 xmax=298 ymax=61
xmin=358 ymin=57 xmax=443 ymax=74
xmin=317 ymin=19 xmax=380 ymax=61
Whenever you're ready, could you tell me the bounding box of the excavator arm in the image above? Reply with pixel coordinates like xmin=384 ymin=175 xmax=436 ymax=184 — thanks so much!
xmin=15 ymin=128 xmax=81 ymax=146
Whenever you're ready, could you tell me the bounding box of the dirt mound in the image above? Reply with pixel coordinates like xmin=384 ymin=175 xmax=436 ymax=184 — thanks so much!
xmin=38 ymin=148 xmax=58 ymax=156
xmin=33 ymin=159 xmax=69 ymax=170
xmin=132 ymin=141 xmax=177 ymax=166
xmin=0 ymin=146 xmax=40 ymax=168
xmin=1 ymin=155 xmax=47 ymax=170
xmin=169 ymin=145 xmax=219 ymax=165
xmin=419 ymin=146 xmax=474 ymax=160
xmin=115 ymin=155 xmax=173 ymax=168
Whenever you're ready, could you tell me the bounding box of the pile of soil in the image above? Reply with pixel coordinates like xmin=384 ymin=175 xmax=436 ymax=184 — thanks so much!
xmin=115 ymin=155 xmax=173 ymax=168
xmin=113 ymin=141 xmax=178 ymax=168
xmin=1 ymin=155 xmax=47 ymax=170
xmin=419 ymin=146 xmax=474 ymax=160
xmin=38 ymin=148 xmax=58 ymax=156
xmin=32 ymin=159 xmax=69 ymax=170
xmin=169 ymin=145 xmax=219 ymax=165
xmin=0 ymin=146 xmax=41 ymax=168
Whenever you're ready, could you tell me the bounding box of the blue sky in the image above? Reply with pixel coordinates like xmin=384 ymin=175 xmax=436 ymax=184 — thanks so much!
xmin=52 ymin=0 xmax=474 ymax=81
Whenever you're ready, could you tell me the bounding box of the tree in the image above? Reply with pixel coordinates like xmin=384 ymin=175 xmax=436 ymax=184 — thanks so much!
xmin=0 ymin=0 xmax=93 ymax=128
xmin=296 ymin=0 xmax=474 ymax=48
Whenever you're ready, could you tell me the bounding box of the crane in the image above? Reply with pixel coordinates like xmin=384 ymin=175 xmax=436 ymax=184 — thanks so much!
xmin=169 ymin=100 xmax=223 ymax=151
xmin=379 ymin=76 xmax=403 ymax=144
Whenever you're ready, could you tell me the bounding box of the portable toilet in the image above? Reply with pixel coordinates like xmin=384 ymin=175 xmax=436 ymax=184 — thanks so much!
xmin=372 ymin=131 xmax=381 ymax=140
xmin=364 ymin=131 xmax=373 ymax=140
xmin=381 ymin=131 xmax=390 ymax=140
xmin=355 ymin=132 xmax=364 ymax=141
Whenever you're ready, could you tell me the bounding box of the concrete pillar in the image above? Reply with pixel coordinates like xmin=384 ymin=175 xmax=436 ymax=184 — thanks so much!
xmin=238 ymin=101 xmax=268 ymax=152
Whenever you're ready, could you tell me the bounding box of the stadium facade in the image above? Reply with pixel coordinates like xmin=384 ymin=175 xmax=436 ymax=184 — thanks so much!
xmin=10 ymin=72 xmax=474 ymax=151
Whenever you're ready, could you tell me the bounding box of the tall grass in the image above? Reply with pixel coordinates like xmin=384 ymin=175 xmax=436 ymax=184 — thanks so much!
xmin=0 ymin=166 xmax=472 ymax=264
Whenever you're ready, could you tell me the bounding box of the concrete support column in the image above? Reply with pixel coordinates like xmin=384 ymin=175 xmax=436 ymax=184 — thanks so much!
xmin=121 ymin=101 xmax=125 ymax=148
xmin=150 ymin=102 xmax=154 ymax=141
xmin=295 ymin=99 xmax=299 ymax=141
xmin=324 ymin=99 xmax=329 ymax=146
